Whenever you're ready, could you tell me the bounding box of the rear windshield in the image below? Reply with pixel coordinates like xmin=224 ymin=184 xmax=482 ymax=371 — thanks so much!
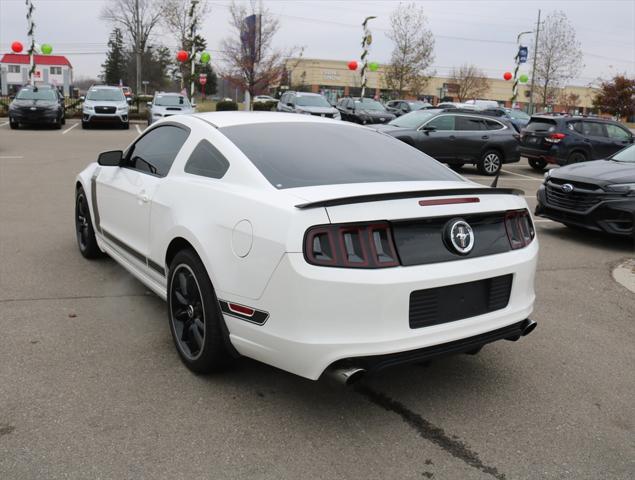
xmin=525 ymin=118 xmax=557 ymax=132
xmin=220 ymin=122 xmax=460 ymax=189
xmin=154 ymin=95 xmax=190 ymax=107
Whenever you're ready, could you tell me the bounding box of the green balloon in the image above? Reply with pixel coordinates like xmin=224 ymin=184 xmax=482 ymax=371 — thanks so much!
xmin=200 ymin=51 xmax=211 ymax=64
xmin=369 ymin=62 xmax=379 ymax=72
xmin=41 ymin=43 xmax=53 ymax=55
xmin=519 ymin=74 xmax=529 ymax=83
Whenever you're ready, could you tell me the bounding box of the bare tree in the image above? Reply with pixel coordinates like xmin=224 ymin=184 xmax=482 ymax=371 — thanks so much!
xmin=220 ymin=1 xmax=300 ymax=103
xmin=161 ymin=0 xmax=210 ymax=48
xmin=558 ymin=90 xmax=580 ymax=113
xmin=449 ymin=64 xmax=491 ymax=102
xmin=532 ymin=11 xmax=583 ymax=108
xmin=384 ymin=2 xmax=435 ymax=98
xmin=101 ymin=0 xmax=163 ymax=93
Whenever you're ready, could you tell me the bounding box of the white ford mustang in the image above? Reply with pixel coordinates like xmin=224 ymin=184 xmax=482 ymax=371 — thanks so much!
xmin=75 ymin=112 xmax=538 ymax=383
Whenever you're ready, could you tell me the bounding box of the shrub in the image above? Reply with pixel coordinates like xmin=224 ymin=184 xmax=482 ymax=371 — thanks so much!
xmin=216 ymin=100 xmax=238 ymax=111
xmin=252 ymin=100 xmax=277 ymax=111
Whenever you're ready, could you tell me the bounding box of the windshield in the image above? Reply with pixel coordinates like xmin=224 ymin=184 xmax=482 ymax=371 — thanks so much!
xmin=388 ymin=110 xmax=438 ymax=128
xmin=611 ymin=144 xmax=635 ymax=162
xmin=220 ymin=122 xmax=460 ymax=189
xmin=154 ymin=95 xmax=190 ymax=107
xmin=16 ymin=88 xmax=57 ymax=101
xmin=354 ymin=99 xmax=385 ymax=111
xmin=507 ymin=109 xmax=530 ymax=120
xmin=86 ymin=89 xmax=125 ymax=101
xmin=525 ymin=119 xmax=557 ymax=132
xmin=296 ymin=96 xmax=331 ymax=107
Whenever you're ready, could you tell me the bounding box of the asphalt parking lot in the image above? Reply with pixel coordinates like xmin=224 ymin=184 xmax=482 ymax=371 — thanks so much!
xmin=1 ymin=118 xmax=633 ymax=479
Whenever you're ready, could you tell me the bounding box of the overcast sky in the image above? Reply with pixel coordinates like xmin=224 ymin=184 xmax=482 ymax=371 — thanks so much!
xmin=1 ymin=0 xmax=633 ymax=86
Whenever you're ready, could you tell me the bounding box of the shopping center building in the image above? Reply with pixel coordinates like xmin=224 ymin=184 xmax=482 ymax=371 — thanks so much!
xmin=284 ymin=58 xmax=599 ymax=113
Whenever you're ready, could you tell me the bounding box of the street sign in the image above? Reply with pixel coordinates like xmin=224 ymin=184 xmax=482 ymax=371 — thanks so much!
xmin=518 ymin=46 xmax=528 ymax=63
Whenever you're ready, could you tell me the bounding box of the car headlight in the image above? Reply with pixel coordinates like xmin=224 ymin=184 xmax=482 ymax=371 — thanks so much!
xmin=153 ymin=113 xmax=162 ymax=117
xmin=83 ymin=105 xmax=93 ymax=111
xmin=117 ymin=105 xmax=128 ymax=112
xmin=606 ymin=183 xmax=635 ymax=194
xmin=544 ymin=169 xmax=553 ymax=180
xmin=297 ymin=109 xmax=312 ymax=115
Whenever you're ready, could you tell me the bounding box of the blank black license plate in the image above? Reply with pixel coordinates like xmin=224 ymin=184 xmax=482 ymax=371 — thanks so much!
xmin=409 ymin=275 xmax=513 ymax=329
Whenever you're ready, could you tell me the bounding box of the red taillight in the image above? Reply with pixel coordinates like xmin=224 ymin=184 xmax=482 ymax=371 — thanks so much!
xmin=305 ymin=222 xmax=399 ymax=268
xmin=504 ymin=210 xmax=535 ymax=249
xmin=545 ymin=133 xmax=566 ymax=143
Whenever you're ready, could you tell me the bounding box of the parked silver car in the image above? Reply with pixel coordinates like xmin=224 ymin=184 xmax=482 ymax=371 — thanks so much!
xmin=276 ymin=91 xmax=340 ymax=119
xmin=147 ymin=92 xmax=195 ymax=126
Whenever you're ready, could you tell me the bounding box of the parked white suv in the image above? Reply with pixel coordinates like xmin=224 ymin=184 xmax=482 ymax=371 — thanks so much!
xmin=82 ymin=85 xmax=129 ymax=129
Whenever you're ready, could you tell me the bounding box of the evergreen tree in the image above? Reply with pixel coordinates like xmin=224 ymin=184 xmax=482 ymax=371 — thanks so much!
xmin=102 ymin=28 xmax=127 ymax=85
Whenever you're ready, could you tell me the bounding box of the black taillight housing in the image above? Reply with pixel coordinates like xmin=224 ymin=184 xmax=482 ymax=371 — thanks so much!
xmin=304 ymin=222 xmax=400 ymax=268
xmin=504 ymin=209 xmax=535 ymax=249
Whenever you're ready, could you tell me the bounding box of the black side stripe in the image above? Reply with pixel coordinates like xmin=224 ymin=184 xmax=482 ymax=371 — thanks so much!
xmin=219 ymin=301 xmax=269 ymax=326
xmin=90 ymin=169 xmax=102 ymax=233
xmin=101 ymin=229 xmax=166 ymax=278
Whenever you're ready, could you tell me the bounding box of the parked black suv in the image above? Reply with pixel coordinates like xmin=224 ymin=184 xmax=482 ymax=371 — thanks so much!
xmin=520 ymin=115 xmax=633 ymax=171
xmin=8 ymin=84 xmax=65 ymax=129
xmin=336 ymin=97 xmax=395 ymax=124
xmin=375 ymin=109 xmax=520 ymax=175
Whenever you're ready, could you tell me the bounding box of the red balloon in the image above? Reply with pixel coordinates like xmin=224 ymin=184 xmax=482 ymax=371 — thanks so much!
xmin=347 ymin=60 xmax=358 ymax=71
xmin=503 ymin=71 xmax=512 ymax=81
xmin=176 ymin=50 xmax=189 ymax=62
xmin=11 ymin=41 xmax=23 ymax=53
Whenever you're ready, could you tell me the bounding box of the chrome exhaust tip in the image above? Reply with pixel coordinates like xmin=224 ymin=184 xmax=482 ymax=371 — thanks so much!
xmin=324 ymin=367 xmax=367 ymax=386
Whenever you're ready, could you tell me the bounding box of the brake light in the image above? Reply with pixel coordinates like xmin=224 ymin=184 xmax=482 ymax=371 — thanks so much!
xmin=545 ymin=133 xmax=566 ymax=143
xmin=504 ymin=210 xmax=535 ymax=249
xmin=304 ymin=222 xmax=399 ymax=268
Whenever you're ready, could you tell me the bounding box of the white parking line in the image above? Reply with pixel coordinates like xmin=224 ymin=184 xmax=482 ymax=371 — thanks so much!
xmin=0 ymin=121 xmax=8 ymax=127
xmin=135 ymin=124 xmax=142 ymax=134
xmin=0 ymin=155 xmax=24 ymax=159
xmin=62 ymin=122 xmax=79 ymax=135
xmin=534 ymin=219 xmax=554 ymax=223
xmin=501 ymin=169 xmax=543 ymax=181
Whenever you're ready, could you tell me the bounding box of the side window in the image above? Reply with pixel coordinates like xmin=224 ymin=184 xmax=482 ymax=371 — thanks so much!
xmin=606 ymin=124 xmax=631 ymax=140
xmin=126 ymin=125 xmax=189 ymax=177
xmin=583 ymin=121 xmax=606 ymax=137
xmin=568 ymin=121 xmax=584 ymax=134
xmin=455 ymin=116 xmax=485 ymax=131
xmin=184 ymin=140 xmax=230 ymax=179
xmin=483 ymin=119 xmax=504 ymax=130
xmin=426 ymin=115 xmax=455 ymax=131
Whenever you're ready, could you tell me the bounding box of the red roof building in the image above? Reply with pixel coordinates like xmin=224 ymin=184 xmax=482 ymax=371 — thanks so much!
xmin=0 ymin=53 xmax=74 ymax=96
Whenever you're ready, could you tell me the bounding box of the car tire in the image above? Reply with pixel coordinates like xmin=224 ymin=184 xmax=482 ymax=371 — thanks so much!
xmin=528 ymin=158 xmax=547 ymax=171
xmin=75 ymin=186 xmax=102 ymax=259
xmin=81 ymin=121 xmax=89 ymax=129
xmin=167 ymin=249 xmax=233 ymax=374
xmin=122 ymin=122 xmax=130 ymax=130
xmin=478 ymin=150 xmax=502 ymax=176
xmin=568 ymin=151 xmax=587 ymax=164
xmin=61 ymin=116 xmax=66 ymax=126
xmin=54 ymin=118 xmax=62 ymax=130
xmin=9 ymin=117 xmax=18 ymax=130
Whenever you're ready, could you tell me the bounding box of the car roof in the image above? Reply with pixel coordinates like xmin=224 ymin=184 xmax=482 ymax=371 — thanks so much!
xmin=155 ymin=92 xmax=184 ymax=96
xmin=293 ymin=92 xmax=322 ymax=97
xmin=194 ymin=111 xmax=363 ymax=129
xmin=89 ymin=85 xmax=121 ymax=90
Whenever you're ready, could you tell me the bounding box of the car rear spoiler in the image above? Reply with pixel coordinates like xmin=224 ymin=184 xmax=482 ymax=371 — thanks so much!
xmin=294 ymin=187 xmax=524 ymax=209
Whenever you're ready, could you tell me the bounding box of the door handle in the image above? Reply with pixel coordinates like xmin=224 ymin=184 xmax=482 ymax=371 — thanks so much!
xmin=449 ymin=135 xmax=456 ymax=140
xmin=481 ymin=135 xmax=489 ymax=140
xmin=137 ymin=192 xmax=149 ymax=203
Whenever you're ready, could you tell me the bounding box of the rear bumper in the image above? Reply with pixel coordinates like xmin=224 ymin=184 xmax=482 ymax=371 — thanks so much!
xmin=221 ymin=241 xmax=538 ymax=380
xmin=536 ymin=185 xmax=635 ymax=236
xmin=519 ymin=145 xmax=562 ymax=164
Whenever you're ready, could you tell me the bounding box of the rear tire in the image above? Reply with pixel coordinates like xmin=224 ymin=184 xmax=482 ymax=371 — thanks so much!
xmin=478 ymin=150 xmax=502 ymax=176
xmin=167 ymin=249 xmax=233 ymax=374
xmin=568 ymin=151 xmax=587 ymax=164
xmin=528 ymin=158 xmax=547 ymax=171
xmin=75 ymin=186 xmax=102 ymax=259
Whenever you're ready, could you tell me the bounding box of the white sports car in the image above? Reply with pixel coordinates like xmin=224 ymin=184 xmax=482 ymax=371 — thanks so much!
xmin=75 ymin=112 xmax=538 ymax=383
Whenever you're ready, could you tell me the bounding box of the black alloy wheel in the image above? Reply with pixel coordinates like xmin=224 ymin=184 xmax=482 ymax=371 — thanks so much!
xmin=75 ymin=187 xmax=102 ymax=258
xmin=167 ymin=250 xmax=232 ymax=373
xmin=528 ymin=158 xmax=547 ymax=171
xmin=478 ymin=150 xmax=502 ymax=176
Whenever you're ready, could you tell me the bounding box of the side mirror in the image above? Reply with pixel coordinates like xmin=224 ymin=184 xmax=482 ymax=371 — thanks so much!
xmin=80 ymin=96 xmax=85 ymax=101
xmin=127 ymin=98 xmax=132 ymax=104
xmin=97 ymin=150 xmax=123 ymax=167
xmin=9 ymin=95 xmax=15 ymax=100
xmin=286 ymin=102 xmax=293 ymax=107
xmin=422 ymin=125 xmax=436 ymax=134
xmin=146 ymin=102 xmax=152 ymax=107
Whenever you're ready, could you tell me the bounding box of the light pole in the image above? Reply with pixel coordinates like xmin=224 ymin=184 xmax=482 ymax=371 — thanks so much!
xmin=188 ymin=0 xmax=199 ymax=101
xmin=528 ymin=9 xmax=542 ymax=115
xmin=512 ymin=30 xmax=532 ymax=108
